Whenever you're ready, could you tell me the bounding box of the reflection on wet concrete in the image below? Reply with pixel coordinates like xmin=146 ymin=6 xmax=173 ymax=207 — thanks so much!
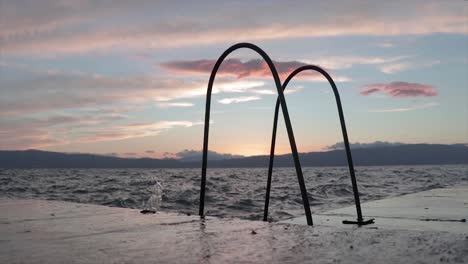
xmin=1 ymin=196 xmax=467 ymax=263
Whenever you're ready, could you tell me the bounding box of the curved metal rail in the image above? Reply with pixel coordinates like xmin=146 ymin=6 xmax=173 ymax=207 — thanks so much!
xmin=199 ymin=43 xmax=313 ymax=225
xmin=263 ymin=65 xmax=373 ymax=225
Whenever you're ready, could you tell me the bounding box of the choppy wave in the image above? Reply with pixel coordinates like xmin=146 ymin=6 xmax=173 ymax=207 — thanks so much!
xmin=1 ymin=165 xmax=467 ymax=221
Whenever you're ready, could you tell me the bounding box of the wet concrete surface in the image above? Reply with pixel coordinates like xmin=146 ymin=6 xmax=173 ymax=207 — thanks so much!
xmin=1 ymin=187 xmax=468 ymax=263
xmin=283 ymin=186 xmax=468 ymax=233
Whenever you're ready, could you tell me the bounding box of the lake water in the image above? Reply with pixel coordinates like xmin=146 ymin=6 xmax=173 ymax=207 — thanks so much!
xmin=1 ymin=165 xmax=467 ymax=221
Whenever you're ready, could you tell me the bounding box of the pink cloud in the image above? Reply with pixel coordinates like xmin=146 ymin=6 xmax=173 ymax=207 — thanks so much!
xmin=360 ymin=82 xmax=438 ymax=98
xmin=77 ymin=120 xmax=204 ymax=143
xmin=161 ymin=59 xmax=348 ymax=81
xmin=0 ymin=113 xmax=132 ymax=149
xmin=0 ymin=115 xmax=205 ymax=150
xmin=0 ymin=131 xmax=66 ymax=150
xmin=0 ymin=64 xmax=270 ymax=116
xmin=0 ymin=1 xmax=465 ymax=56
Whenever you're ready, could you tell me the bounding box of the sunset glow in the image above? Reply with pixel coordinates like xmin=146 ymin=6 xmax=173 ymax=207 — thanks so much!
xmin=0 ymin=0 xmax=466 ymax=158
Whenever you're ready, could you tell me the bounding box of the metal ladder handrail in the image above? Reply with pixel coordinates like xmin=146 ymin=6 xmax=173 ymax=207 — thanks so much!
xmin=263 ymin=65 xmax=373 ymax=225
xmin=199 ymin=43 xmax=313 ymax=225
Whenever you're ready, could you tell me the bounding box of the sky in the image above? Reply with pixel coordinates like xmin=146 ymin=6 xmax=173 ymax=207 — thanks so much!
xmin=0 ymin=0 xmax=467 ymax=158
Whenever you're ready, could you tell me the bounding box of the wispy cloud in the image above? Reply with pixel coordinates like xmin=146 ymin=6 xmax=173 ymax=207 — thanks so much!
xmin=218 ymin=96 xmax=261 ymax=104
xmin=379 ymin=60 xmax=440 ymax=74
xmin=284 ymin=86 xmax=304 ymax=95
xmin=377 ymin=42 xmax=394 ymax=48
xmin=370 ymin=102 xmax=440 ymax=112
xmin=157 ymin=102 xmax=194 ymax=108
xmin=0 ymin=116 xmax=204 ymax=150
xmin=378 ymin=63 xmax=412 ymax=74
xmin=79 ymin=120 xmax=204 ymax=143
xmin=304 ymin=55 xmax=410 ymax=70
xmin=0 ymin=130 xmax=66 ymax=150
xmin=1 ymin=1 xmax=465 ymax=56
xmin=249 ymin=89 xmax=276 ymax=95
xmin=161 ymin=59 xmax=351 ymax=82
xmin=0 ymin=113 xmax=130 ymax=149
xmin=360 ymin=82 xmax=438 ymax=98
xmin=0 ymin=64 xmax=267 ymax=115
xmin=212 ymin=80 xmax=266 ymax=93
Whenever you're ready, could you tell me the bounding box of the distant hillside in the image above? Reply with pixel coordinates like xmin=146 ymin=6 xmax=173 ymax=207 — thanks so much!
xmin=0 ymin=144 xmax=467 ymax=168
xmin=209 ymin=144 xmax=468 ymax=167
xmin=0 ymin=150 xmax=181 ymax=169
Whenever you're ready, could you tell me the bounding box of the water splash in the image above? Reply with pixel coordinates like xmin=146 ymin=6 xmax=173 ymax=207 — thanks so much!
xmin=144 ymin=180 xmax=163 ymax=212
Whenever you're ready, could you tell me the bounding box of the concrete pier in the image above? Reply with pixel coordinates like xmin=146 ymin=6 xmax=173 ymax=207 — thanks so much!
xmin=1 ymin=187 xmax=468 ymax=263
xmin=282 ymin=186 xmax=468 ymax=233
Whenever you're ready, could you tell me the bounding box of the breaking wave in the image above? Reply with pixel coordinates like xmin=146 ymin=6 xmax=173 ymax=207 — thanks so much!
xmin=1 ymin=165 xmax=467 ymax=221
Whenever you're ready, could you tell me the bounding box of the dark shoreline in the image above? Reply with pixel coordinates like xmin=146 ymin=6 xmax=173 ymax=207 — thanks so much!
xmin=1 ymin=144 xmax=467 ymax=169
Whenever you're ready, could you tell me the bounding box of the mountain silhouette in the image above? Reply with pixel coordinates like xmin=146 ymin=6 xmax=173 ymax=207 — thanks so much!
xmin=0 ymin=144 xmax=466 ymax=169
